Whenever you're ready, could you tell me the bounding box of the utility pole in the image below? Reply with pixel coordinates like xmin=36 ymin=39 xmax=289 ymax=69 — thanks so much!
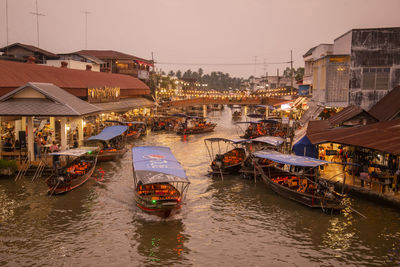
xmin=5 ymin=0 xmax=9 ymax=45
xmin=81 ymin=11 xmax=91 ymax=49
xmin=29 ymin=0 xmax=45 ymax=47
xmin=290 ymin=50 xmax=293 ymax=96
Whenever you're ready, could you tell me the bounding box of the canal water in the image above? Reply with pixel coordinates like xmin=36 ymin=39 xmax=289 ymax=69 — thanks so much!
xmin=1 ymin=108 xmax=400 ymax=266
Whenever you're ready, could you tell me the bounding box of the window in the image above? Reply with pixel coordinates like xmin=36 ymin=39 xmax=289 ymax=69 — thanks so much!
xmin=362 ymin=67 xmax=390 ymax=90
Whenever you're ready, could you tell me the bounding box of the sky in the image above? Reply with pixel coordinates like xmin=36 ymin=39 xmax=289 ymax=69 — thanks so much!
xmin=1 ymin=0 xmax=399 ymax=78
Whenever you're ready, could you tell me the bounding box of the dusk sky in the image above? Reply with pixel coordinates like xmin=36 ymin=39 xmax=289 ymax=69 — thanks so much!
xmin=1 ymin=0 xmax=399 ymax=78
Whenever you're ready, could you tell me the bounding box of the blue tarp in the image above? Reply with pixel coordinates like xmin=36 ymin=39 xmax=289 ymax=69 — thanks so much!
xmin=253 ymin=151 xmax=329 ymax=167
xmin=88 ymin=125 xmax=128 ymax=141
xmin=132 ymin=146 xmax=189 ymax=184
xmin=292 ymin=135 xmax=318 ymax=158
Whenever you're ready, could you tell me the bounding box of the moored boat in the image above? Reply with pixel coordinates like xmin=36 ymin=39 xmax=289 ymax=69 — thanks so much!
xmin=176 ymin=117 xmax=216 ymax=135
xmin=253 ymin=151 xmax=347 ymax=211
xmin=131 ymin=146 xmax=190 ymax=218
xmin=46 ymin=147 xmax=99 ymax=195
xmin=204 ymin=137 xmax=247 ymax=175
xmin=87 ymin=125 xmax=128 ymax=162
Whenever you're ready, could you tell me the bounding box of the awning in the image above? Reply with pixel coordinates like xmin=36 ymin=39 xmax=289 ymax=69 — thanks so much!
xmin=93 ymin=97 xmax=154 ymax=112
xmin=204 ymin=137 xmax=248 ymax=144
xmin=253 ymin=151 xmax=329 ymax=167
xmin=132 ymin=146 xmax=189 ymax=184
xmin=49 ymin=147 xmax=99 ymax=157
xmin=250 ymin=136 xmax=284 ymax=146
xmin=88 ymin=125 xmax=128 ymax=141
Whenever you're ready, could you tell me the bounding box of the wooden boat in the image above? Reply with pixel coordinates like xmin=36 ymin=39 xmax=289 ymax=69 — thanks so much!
xmin=253 ymin=151 xmax=346 ymax=211
xmin=46 ymin=147 xmax=99 ymax=195
xmin=87 ymin=125 xmax=128 ymax=162
xmin=236 ymin=119 xmax=281 ymax=139
xmin=231 ymin=106 xmax=242 ymax=120
xmin=106 ymin=120 xmax=146 ymax=139
xmin=176 ymin=118 xmax=216 ymax=135
xmin=132 ymin=146 xmax=190 ymax=218
xmin=204 ymin=137 xmax=247 ymax=175
xmin=240 ymin=136 xmax=285 ymax=179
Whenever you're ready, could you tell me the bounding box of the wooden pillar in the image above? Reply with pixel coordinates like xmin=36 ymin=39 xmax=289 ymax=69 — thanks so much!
xmin=21 ymin=116 xmax=26 ymax=132
xmin=265 ymin=105 xmax=269 ymax=118
xmin=60 ymin=117 xmax=67 ymax=150
xmin=244 ymin=106 xmax=248 ymax=117
xmin=203 ymin=105 xmax=207 ymax=118
xmin=27 ymin=116 xmax=34 ymax=160
xmin=14 ymin=119 xmax=21 ymax=140
xmin=49 ymin=117 xmax=55 ymax=132
xmin=78 ymin=118 xmax=84 ymax=147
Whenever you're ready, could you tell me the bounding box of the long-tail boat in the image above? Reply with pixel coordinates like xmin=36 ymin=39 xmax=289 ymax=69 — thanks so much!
xmin=176 ymin=117 xmax=216 ymax=135
xmin=253 ymin=151 xmax=347 ymax=211
xmin=131 ymin=146 xmax=190 ymax=218
xmin=46 ymin=147 xmax=99 ymax=195
xmin=87 ymin=125 xmax=128 ymax=162
xmin=204 ymin=137 xmax=247 ymax=175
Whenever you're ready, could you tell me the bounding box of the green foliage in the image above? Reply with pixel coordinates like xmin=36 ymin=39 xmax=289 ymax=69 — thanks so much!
xmin=0 ymin=159 xmax=17 ymax=171
xmin=283 ymin=67 xmax=304 ymax=81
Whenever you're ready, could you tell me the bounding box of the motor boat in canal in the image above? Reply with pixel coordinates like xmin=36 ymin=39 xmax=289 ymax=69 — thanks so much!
xmin=131 ymin=146 xmax=190 ymax=218
xmin=46 ymin=147 xmax=99 ymax=195
xmin=236 ymin=119 xmax=282 ymax=139
xmin=176 ymin=117 xmax=216 ymax=135
xmin=106 ymin=120 xmax=146 ymax=139
xmin=231 ymin=105 xmax=242 ymax=120
xmin=87 ymin=125 xmax=128 ymax=162
xmin=253 ymin=151 xmax=347 ymax=211
xmin=204 ymin=137 xmax=247 ymax=175
xmin=240 ymin=136 xmax=285 ymax=179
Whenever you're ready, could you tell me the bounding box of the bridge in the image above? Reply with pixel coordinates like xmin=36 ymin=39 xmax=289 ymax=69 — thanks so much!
xmin=159 ymin=97 xmax=285 ymax=108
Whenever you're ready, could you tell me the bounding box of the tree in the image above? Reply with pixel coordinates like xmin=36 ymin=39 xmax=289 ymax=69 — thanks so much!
xmin=295 ymin=67 xmax=304 ymax=81
xmin=168 ymin=70 xmax=175 ymax=77
xmin=176 ymin=70 xmax=182 ymax=79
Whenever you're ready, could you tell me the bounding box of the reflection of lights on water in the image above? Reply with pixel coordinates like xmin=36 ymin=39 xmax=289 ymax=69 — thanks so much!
xmin=174 ymin=233 xmax=184 ymax=256
xmin=149 ymin=237 xmax=161 ymax=262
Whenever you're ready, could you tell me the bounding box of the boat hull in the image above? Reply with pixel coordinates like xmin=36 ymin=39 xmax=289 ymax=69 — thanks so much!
xmin=97 ymin=148 xmax=127 ymax=162
xmin=257 ymin=166 xmax=345 ymax=211
xmin=176 ymin=124 xmax=216 ymax=135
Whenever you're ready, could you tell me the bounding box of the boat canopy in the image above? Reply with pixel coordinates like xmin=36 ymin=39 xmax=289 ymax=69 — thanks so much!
xmin=121 ymin=121 xmax=146 ymax=125
xmin=247 ymin=113 xmax=264 ymax=118
xmin=250 ymin=136 xmax=284 ymax=146
xmin=204 ymin=137 xmax=248 ymax=144
xmin=257 ymin=119 xmax=279 ymax=124
xmin=88 ymin=125 xmax=128 ymax=141
xmin=235 ymin=121 xmax=259 ymax=125
xmin=253 ymin=151 xmax=330 ymax=167
xmin=132 ymin=146 xmax=189 ymax=185
xmin=49 ymin=147 xmax=98 ymax=157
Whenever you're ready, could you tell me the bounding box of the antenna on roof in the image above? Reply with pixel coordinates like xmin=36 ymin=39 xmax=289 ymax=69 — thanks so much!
xmin=29 ymin=0 xmax=45 ymax=47
xmin=81 ymin=11 xmax=92 ymax=49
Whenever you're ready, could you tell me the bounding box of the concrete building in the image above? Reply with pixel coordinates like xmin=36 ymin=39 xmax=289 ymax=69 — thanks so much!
xmin=46 ymin=53 xmax=104 ymax=72
xmin=305 ymin=27 xmax=400 ymax=109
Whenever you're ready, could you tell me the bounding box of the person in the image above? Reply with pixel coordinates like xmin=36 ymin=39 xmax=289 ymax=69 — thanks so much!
xmin=394 ymin=168 xmax=400 ymax=193
xmin=50 ymin=142 xmax=60 ymax=171
xmin=50 ymin=141 xmax=59 ymax=153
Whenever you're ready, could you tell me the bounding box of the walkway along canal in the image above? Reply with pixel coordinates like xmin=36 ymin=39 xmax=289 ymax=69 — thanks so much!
xmin=0 ymin=108 xmax=399 ymax=266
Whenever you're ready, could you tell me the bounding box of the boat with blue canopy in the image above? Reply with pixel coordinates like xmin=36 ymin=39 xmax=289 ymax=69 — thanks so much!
xmin=132 ymin=146 xmax=190 ymax=218
xmin=106 ymin=120 xmax=147 ymax=139
xmin=46 ymin=147 xmax=99 ymax=195
xmin=252 ymin=151 xmax=346 ymax=211
xmin=204 ymin=137 xmax=248 ymax=176
xmin=87 ymin=125 xmax=128 ymax=162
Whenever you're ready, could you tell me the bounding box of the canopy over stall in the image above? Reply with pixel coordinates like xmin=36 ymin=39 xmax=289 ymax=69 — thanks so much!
xmin=132 ymin=146 xmax=189 ymax=185
xmin=88 ymin=125 xmax=128 ymax=141
xmin=253 ymin=151 xmax=329 ymax=167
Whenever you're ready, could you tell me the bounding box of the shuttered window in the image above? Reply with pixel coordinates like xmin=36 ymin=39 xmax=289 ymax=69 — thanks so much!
xmin=362 ymin=67 xmax=390 ymax=90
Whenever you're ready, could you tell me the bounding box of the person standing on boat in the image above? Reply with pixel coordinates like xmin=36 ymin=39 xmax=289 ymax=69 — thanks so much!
xmin=50 ymin=141 xmax=60 ymax=171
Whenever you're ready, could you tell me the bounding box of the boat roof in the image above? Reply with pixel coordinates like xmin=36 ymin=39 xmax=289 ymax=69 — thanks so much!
xmin=250 ymin=136 xmax=284 ymax=146
xmin=88 ymin=125 xmax=128 ymax=141
xmin=131 ymin=146 xmax=189 ymax=184
xmin=257 ymin=119 xmax=279 ymax=124
xmin=253 ymin=151 xmax=330 ymax=167
xmin=235 ymin=121 xmax=259 ymax=124
xmin=204 ymin=137 xmax=247 ymax=144
xmin=106 ymin=120 xmax=145 ymax=125
xmin=247 ymin=113 xmax=264 ymax=118
xmin=49 ymin=147 xmax=98 ymax=157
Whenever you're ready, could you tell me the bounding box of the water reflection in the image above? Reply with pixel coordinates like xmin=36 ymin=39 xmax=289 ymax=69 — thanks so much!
xmin=133 ymin=218 xmax=189 ymax=265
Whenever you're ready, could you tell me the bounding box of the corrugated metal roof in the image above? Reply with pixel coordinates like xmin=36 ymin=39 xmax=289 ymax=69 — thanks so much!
xmin=0 ymin=82 xmax=100 ymax=116
xmin=0 ymin=60 xmax=150 ymax=94
xmin=76 ymin=50 xmax=153 ymax=64
xmin=368 ymin=86 xmax=400 ymax=122
xmin=327 ymin=105 xmax=379 ymax=126
xmin=93 ymin=97 xmax=154 ymax=112
xmin=0 ymin=43 xmax=59 ymax=59
xmin=308 ymin=119 xmax=400 ymax=155
xmin=303 ymin=46 xmax=316 ymax=57
xmin=299 ymin=101 xmax=325 ymax=125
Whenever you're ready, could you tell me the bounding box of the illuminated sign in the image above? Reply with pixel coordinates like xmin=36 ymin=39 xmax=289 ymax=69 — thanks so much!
xmin=88 ymin=87 xmax=120 ymax=103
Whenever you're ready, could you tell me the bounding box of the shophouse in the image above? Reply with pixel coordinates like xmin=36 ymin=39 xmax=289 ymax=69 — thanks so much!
xmin=0 ymin=43 xmax=59 ymax=63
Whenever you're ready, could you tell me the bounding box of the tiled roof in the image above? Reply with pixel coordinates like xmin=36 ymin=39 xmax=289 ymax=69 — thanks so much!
xmin=0 ymin=43 xmax=59 ymax=58
xmin=0 ymin=60 xmax=150 ymax=95
xmin=0 ymin=82 xmax=101 ymax=116
xmin=308 ymin=119 xmax=400 ymax=155
xmin=368 ymin=86 xmax=400 ymax=122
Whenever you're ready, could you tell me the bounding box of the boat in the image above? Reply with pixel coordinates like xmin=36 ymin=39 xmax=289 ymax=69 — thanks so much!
xmin=231 ymin=105 xmax=242 ymax=120
xmin=176 ymin=117 xmax=216 ymax=135
xmin=131 ymin=146 xmax=190 ymax=218
xmin=106 ymin=120 xmax=146 ymax=139
xmin=87 ymin=125 xmax=128 ymax=162
xmin=240 ymin=136 xmax=285 ymax=179
xmin=204 ymin=137 xmax=247 ymax=175
xmin=236 ymin=119 xmax=281 ymax=139
xmin=46 ymin=147 xmax=99 ymax=195
xmin=253 ymin=151 xmax=347 ymax=211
